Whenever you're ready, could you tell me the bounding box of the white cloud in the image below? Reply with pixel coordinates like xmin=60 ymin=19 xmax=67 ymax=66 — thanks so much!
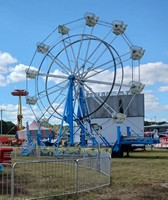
xmin=0 ymin=51 xmax=18 ymax=86
xmin=85 ymin=62 xmax=168 ymax=91
xmin=2 ymin=103 xmax=36 ymax=126
xmin=144 ymin=90 xmax=168 ymax=112
xmin=139 ymin=62 xmax=168 ymax=121
xmin=139 ymin=62 xmax=168 ymax=85
xmin=0 ymin=51 xmax=17 ymax=73
xmin=0 ymin=75 xmax=6 ymax=86
xmin=158 ymin=85 xmax=168 ymax=92
xmin=2 ymin=104 xmax=18 ymax=124
xmin=0 ymin=51 xmax=29 ymax=86
xmin=118 ymin=62 xmax=168 ymax=86
xmin=6 ymin=64 xmax=28 ymax=84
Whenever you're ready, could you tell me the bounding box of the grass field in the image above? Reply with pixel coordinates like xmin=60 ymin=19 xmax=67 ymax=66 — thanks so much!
xmin=60 ymin=148 xmax=168 ymax=200
xmin=1 ymin=144 xmax=168 ymax=199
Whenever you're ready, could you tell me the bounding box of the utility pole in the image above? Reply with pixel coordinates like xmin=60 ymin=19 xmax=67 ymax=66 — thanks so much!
xmin=0 ymin=108 xmax=5 ymax=136
xmin=154 ymin=116 xmax=156 ymax=124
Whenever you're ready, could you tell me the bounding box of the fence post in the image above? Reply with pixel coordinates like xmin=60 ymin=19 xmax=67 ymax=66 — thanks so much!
xmin=1 ymin=168 xmax=4 ymax=199
xmin=75 ymin=159 xmax=79 ymax=194
xmin=11 ymin=163 xmax=16 ymax=200
xmin=109 ymin=156 xmax=111 ymax=185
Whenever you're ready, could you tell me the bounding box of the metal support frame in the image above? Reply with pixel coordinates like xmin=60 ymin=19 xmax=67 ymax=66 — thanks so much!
xmin=66 ymin=76 xmax=74 ymax=146
xmin=55 ymin=75 xmax=100 ymax=147
xmin=77 ymin=86 xmax=87 ymax=146
xmin=56 ymin=75 xmax=75 ymax=146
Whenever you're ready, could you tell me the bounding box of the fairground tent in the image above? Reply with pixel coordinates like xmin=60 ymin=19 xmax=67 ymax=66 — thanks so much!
xmin=17 ymin=120 xmax=55 ymax=140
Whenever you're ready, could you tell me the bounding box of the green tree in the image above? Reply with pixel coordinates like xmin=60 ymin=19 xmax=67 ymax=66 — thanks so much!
xmin=0 ymin=120 xmax=17 ymax=135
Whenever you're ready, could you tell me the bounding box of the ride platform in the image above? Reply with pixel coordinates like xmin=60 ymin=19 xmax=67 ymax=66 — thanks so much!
xmin=112 ymin=126 xmax=160 ymax=157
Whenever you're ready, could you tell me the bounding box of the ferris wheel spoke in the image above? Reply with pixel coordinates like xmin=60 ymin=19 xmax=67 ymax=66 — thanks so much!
xmin=81 ymin=27 xmax=110 ymax=77
xmin=86 ymin=51 xmax=130 ymax=76
xmin=74 ymin=25 xmax=87 ymax=75
xmin=81 ymin=27 xmax=96 ymax=75
xmin=45 ymin=87 xmax=67 ymax=99
xmin=81 ymin=42 xmax=112 ymax=78
xmin=61 ymin=37 xmax=73 ymax=73
xmin=75 ymin=39 xmax=102 ymax=76
xmin=45 ymin=79 xmax=68 ymax=94
xmin=37 ymin=72 xmax=68 ymax=79
xmin=67 ymin=34 xmax=78 ymax=71
xmin=77 ymin=77 xmax=122 ymax=87
xmin=81 ymin=36 xmax=121 ymax=78
xmin=82 ymin=82 xmax=115 ymax=117
xmin=46 ymin=51 xmax=71 ymax=75
xmin=85 ymin=45 xmax=112 ymax=73
xmin=47 ymin=86 xmax=68 ymax=108
xmin=84 ymin=52 xmax=131 ymax=81
xmin=86 ymin=93 xmax=114 ymax=117
xmin=47 ymin=77 xmax=69 ymax=93
xmin=81 ymin=78 xmax=112 ymax=86
xmin=39 ymin=93 xmax=67 ymax=121
xmin=84 ymin=78 xmax=129 ymax=88
xmin=83 ymin=59 xmax=114 ymax=79
xmin=53 ymin=96 xmax=67 ymax=114
xmin=35 ymin=101 xmax=47 ymax=121
xmin=29 ymin=105 xmax=39 ymax=121
xmin=38 ymin=104 xmax=53 ymax=121
xmin=37 ymin=79 xmax=68 ymax=99
xmin=84 ymin=47 xmax=126 ymax=78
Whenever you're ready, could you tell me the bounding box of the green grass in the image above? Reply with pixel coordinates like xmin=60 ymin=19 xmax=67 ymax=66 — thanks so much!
xmin=1 ymin=148 xmax=168 ymax=200
xmin=63 ymin=149 xmax=168 ymax=200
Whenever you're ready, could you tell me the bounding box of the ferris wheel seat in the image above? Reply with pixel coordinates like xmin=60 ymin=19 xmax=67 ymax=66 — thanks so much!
xmin=58 ymin=25 xmax=69 ymax=35
xmin=26 ymin=69 xmax=38 ymax=79
xmin=26 ymin=96 xmax=38 ymax=105
xmin=84 ymin=13 xmax=99 ymax=27
xmin=112 ymin=20 xmax=127 ymax=35
xmin=36 ymin=42 xmax=50 ymax=54
xmin=113 ymin=113 xmax=127 ymax=123
xmin=130 ymin=46 xmax=145 ymax=60
xmin=129 ymin=81 xmax=145 ymax=94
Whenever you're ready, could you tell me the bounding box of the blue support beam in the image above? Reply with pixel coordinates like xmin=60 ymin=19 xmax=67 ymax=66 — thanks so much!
xmin=55 ymin=76 xmax=75 ymax=147
xmin=68 ymin=76 xmax=74 ymax=146
xmin=77 ymin=86 xmax=87 ymax=146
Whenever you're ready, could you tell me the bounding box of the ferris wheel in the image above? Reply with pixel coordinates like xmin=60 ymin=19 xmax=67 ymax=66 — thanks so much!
xmin=26 ymin=13 xmax=145 ymax=146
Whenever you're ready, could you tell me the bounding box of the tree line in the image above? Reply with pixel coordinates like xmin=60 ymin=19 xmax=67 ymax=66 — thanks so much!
xmin=1 ymin=120 xmax=167 ymax=136
xmin=0 ymin=120 xmax=17 ymax=135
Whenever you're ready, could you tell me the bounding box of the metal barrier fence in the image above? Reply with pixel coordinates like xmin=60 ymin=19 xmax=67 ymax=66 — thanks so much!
xmin=0 ymin=155 xmax=111 ymax=199
xmin=10 ymin=146 xmax=112 ymax=160
xmin=0 ymin=164 xmax=12 ymax=200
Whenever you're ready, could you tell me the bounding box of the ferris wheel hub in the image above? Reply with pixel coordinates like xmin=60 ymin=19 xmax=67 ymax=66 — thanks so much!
xmin=68 ymin=75 xmax=75 ymax=80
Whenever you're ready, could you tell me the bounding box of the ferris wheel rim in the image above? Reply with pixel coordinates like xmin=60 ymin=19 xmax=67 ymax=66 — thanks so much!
xmin=35 ymin=34 xmax=119 ymax=119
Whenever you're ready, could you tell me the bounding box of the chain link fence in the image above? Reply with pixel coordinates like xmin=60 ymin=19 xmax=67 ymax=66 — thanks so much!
xmin=0 ymin=153 xmax=111 ymax=199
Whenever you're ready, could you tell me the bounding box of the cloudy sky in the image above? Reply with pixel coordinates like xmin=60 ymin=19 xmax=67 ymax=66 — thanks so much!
xmin=0 ymin=0 xmax=168 ymax=126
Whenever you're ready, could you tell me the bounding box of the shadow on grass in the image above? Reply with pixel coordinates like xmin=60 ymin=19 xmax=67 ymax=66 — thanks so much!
xmin=124 ymin=149 xmax=168 ymax=159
